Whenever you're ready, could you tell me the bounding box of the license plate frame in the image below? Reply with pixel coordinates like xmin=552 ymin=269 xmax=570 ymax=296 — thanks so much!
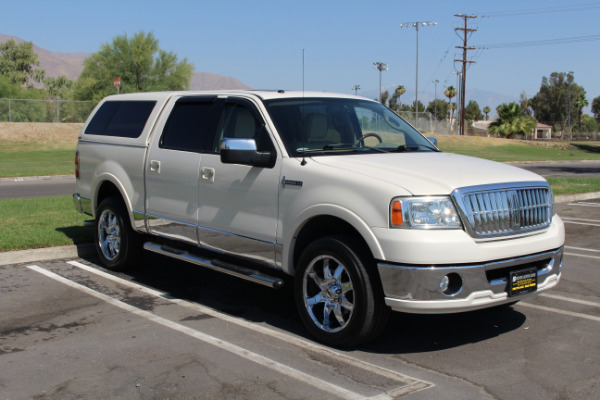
xmin=509 ymin=267 xmax=538 ymax=297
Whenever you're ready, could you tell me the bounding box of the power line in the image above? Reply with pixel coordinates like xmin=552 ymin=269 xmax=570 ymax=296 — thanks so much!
xmin=478 ymin=2 xmax=600 ymax=18
xmin=477 ymin=33 xmax=600 ymax=49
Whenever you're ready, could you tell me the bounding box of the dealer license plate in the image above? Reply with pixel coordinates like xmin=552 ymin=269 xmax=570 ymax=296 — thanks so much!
xmin=509 ymin=267 xmax=538 ymax=297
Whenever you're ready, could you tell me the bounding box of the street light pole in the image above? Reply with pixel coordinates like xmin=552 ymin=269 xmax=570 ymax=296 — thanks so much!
xmin=399 ymin=21 xmax=437 ymax=125
xmin=373 ymin=62 xmax=388 ymax=103
xmin=352 ymin=84 xmax=361 ymax=95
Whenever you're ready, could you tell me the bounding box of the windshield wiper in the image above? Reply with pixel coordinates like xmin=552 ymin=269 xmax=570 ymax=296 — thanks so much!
xmin=391 ymin=145 xmax=420 ymax=152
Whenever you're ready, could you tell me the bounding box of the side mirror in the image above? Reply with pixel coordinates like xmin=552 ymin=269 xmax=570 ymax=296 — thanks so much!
xmin=426 ymin=136 xmax=438 ymax=147
xmin=220 ymin=138 xmax=275 ymax=168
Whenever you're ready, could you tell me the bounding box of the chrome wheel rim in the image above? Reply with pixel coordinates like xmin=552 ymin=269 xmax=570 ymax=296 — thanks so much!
xmin=302 ymin=255 xmax=355 ymax=333
xmin=98 ymin=209 xmax=121 ymax=261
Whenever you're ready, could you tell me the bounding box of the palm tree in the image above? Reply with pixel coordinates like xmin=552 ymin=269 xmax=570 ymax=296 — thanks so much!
xmin=483 ymin=106 xmax=491 ymax=121
xmin=388 ymin=85 xmax=406 ymax=111
xmin=444 ymin=86 xmax=456 ymax=110
xmin=395 ymin=85 xmax=406 ymax=105
xmin=488 ymin=102 xmax=536 ymax=139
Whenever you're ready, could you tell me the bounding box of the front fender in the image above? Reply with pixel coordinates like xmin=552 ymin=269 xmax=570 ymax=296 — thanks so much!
xmin=282 ymin=203 xmax=385 ymax=275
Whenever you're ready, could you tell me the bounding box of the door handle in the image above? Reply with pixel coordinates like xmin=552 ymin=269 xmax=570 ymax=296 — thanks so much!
xmin=201 ymin=167 xmax=215 ymax=183
xmin=149 ymin=160 xmax=160 ymax=173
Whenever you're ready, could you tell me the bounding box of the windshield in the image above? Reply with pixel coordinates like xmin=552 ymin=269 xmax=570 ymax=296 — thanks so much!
xmin=264 ymin=97 xmax=438 ymax=157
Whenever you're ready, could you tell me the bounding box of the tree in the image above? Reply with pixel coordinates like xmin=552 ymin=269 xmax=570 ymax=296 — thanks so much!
xmin=483 ymin=106 xmax=490 ymax=121
xmin=488 ymin=102 xmax=536 ymax=139
xmin=0 ymin=39 xmax=45 ymax=87
xmin=380 ymin=90 xmax=389 ymax=107
xmin=579 ymin=114 xmax=599 ymax=134
xmin=444 ymin=86 xmax=457 ymax=124
xmin=574 ymin=93 xmax=588 ymax=132
xmin=75 ymin=31 xmax=194 ymax=101
xmin=410 ymin=100 xmax=425 ymax=113
xmin=519 ymin=92 xmax=532 ymax=116
xmin=387 ymin=85 xmax=405 ymax=111
xmin=464 ymin=100 xmax=483 ymax=121
xmin=0 ymin=75 xmax=48 ymax=121
xmin=444 ymin=86 xmax=456 ymax=106
xmin=426 ymin=99 xmax=448 ymax=121
xmin=529 ymin=72 xmax=585 ymax=134
xmin=592 ymin=96 xmax=600 ymax=122
xmin=44 ymin=75 xmax=74 ymax=99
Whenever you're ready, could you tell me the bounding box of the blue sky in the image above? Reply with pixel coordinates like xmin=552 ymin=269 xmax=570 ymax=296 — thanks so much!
xmin=4 ymin=0 xmax=600 ymax=113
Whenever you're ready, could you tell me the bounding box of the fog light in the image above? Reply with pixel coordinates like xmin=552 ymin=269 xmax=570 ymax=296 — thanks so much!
xmin=440 ymin=276 xmax=450 ymax=292
xmin=440 ymin=273 xmax=462 ymax=296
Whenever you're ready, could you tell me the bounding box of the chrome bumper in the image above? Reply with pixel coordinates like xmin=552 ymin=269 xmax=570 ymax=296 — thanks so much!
xmin=378 ymin=247 xmax=563 ymax=314
xmin=73 ymin=193 xmax=93 ymax=216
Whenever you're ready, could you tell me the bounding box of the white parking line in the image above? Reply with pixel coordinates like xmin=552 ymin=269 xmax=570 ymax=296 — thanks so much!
xmin=567 ymin=202 xmax=600 ymax=207
xmin=561 ymin=217 xmax=600 ymax=224
xmin=565 ymin=245 xmax=600 ymax=253
xmin=61 ymin=261 xmax=432 ymax=397
xmin=564 ymin=252 xmax=600 ymax=260
xmin=27 ymin=264 xmax=378 ymax=400
xmin=519 ymin=303 xmax=600 ymax=323
xmin=561 ymin=220 xmax=600 ymax=227
xmin=540 ymin=293 xmax=600 ymax=308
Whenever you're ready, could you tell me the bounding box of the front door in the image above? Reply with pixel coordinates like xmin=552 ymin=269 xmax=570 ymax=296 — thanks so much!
xmin=197 ymin=98 xmax=281 ymax=266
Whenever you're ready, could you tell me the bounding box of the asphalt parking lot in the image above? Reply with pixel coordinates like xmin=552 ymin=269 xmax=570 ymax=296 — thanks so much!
xmin=1 ymin=198 xmax=599 ymax=399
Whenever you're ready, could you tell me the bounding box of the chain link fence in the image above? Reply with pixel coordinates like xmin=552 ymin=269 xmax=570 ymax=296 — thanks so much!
xmin=0 ymin=98 xmax=97 ymax=123
xmin=398 ymin=111 xmax=452 ymax=135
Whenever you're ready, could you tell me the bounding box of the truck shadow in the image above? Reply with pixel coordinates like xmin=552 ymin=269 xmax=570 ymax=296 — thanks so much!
xmin=85 ymin=251 xmax=527 ymax=354
xmin=363 ymin=306 xmax=526 ymax=354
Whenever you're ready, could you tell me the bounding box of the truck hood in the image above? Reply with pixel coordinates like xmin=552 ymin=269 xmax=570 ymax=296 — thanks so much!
xmin=311 ymin=152 xmax=545 ymax=195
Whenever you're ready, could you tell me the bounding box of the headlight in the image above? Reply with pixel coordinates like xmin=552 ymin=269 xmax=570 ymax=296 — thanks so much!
xmin=390 ymin=196 xmax=462 ymax=229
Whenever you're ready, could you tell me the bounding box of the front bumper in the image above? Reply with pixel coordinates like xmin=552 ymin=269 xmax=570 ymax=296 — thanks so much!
xmin=378 ymin=246 xmax=563 ymax=314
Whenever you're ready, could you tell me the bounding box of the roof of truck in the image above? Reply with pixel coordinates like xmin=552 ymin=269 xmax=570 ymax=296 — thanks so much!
xmin=100 ymin=90 xmax=371 ymax=102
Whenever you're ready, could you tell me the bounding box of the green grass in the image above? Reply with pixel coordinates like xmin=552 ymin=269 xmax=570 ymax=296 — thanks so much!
xmin=547 ymin=177 xmax=600 ymax=195
xmin=0 ymin=147 xmax=76 ymax=177
xmin=436 ymin=136 xmax=600 ymax=162
xmin=0 ymin=195 xmax=93 ymax=251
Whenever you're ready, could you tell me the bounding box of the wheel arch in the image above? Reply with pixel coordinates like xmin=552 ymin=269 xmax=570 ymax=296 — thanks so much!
xmin=93 ymin=175 xmax=138 ymax=231
xmin=284 ymin=205 xmax=385 ymax=276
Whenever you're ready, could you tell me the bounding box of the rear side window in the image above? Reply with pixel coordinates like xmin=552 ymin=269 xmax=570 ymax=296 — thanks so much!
xmin=85 ymin=101 xmax=156 ymax=138
xmin=160 ymin=99 xmax=215 ymax=152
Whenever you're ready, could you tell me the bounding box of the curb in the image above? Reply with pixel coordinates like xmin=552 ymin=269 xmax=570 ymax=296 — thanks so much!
xmin=0 ymin=175 xmax=75 ymax=183
xmin=0 ymin=243 xmax=95 ymax=267
xmin=554 ymin=191 xmax=600 ymax=204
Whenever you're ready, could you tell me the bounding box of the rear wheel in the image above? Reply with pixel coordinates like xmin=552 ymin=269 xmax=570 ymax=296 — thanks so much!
xmin=294 ymin=235 xmax=389 ymax=347
xmin=95 ymin=197 xmax=141 ymax=270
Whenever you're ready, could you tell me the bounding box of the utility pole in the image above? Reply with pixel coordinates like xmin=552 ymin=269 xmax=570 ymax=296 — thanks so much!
xmin=454 ymin=14 xmax=477 ymax=135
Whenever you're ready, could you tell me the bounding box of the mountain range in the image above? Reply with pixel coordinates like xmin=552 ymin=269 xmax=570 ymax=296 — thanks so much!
xmin=0 ymin=34 xmax=252 ymax=90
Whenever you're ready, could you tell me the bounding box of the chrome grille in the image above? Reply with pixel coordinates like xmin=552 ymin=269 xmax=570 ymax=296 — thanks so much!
xmin=453 ymin=183 xmax=553 ymax=239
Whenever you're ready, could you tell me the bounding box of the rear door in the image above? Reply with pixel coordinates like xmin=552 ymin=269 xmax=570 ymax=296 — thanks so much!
xmin=144 ymin=96 xmax=220 ymax=243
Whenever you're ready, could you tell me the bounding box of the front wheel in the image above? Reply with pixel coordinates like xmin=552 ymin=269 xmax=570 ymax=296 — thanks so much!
xmin=294 ymin=236 xmax=389 ymax=347
xmin=95 ymin=197 xmax=141 ymax=270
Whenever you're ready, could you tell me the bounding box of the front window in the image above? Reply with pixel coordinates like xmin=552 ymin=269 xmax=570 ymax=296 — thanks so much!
xmin=264 ymin=97 xmax=437 ymax=156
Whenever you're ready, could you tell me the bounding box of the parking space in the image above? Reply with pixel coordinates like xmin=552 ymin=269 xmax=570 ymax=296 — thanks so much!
xmin=1 ymin=198 xmax=599 ymax=399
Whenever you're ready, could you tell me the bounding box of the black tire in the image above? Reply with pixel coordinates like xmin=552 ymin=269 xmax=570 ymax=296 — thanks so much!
xmin=94 ymin=197 xmax=142 ymax=270
xmin=294 ymin=235 xmax=390 ymax=347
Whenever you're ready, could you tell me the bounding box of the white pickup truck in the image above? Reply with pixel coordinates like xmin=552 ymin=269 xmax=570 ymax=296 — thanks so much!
xmin=74 ymin=90 xmax=565 ymax=346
